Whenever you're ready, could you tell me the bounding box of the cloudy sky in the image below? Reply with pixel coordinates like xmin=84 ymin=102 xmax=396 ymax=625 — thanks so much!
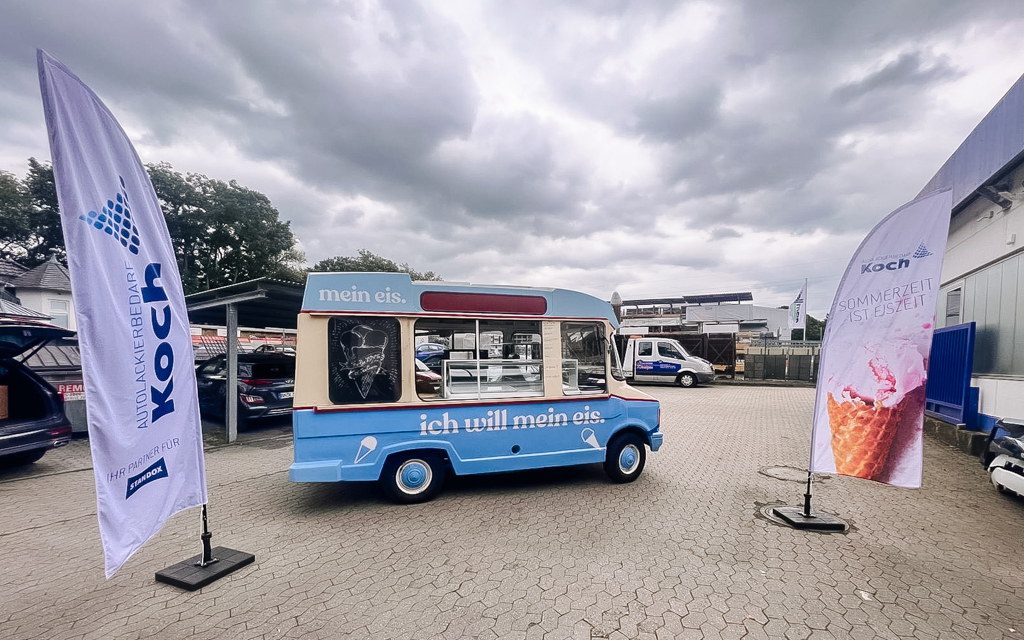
xmin=2 ymin=1 xmax=1023 ymax=317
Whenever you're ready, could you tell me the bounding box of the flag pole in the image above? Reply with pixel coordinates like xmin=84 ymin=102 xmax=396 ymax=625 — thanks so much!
xmin=773 ymin=279 xmax=846 ymax=531
xmin=802 ymin=278 xmax=813 ymax=518
xmin=197 ymin=504 xmax=218 ymax=567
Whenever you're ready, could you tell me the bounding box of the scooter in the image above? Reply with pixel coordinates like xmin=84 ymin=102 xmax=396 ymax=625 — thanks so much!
xmin=982 ymin=417 xmax=1024 ymax=496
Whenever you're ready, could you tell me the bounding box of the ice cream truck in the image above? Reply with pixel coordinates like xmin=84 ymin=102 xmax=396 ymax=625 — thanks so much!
xmin=289 ymin=272 xmax=662 ymax=503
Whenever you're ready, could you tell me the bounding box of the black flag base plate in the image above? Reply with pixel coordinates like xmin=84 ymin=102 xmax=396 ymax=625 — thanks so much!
xmin=155 ymin=547 xmax=255 ymax=591
xmin=772 ymin=506 xmax=848 ymax=531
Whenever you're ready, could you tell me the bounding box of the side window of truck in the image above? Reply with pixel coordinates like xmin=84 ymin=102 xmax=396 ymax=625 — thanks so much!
xmin=561 ymin=322 xmax=607 ymax=394
xmin=413 ymin=318 xmax=543 ymax=400
xmin=658 ymin=343 xmax=683 ymax=359
xmin=326 ymin=316 xmax=402 ymax=404
xmin=637 ymin=342 xmax=652 ymax=357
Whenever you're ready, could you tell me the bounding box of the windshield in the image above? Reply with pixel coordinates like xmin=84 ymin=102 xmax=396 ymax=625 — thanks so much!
xmin=658 ymin=341 xmax=690 ymax=360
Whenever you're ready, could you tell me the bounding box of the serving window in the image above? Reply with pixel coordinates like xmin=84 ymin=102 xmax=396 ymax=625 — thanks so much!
xmin=414 ymin=318 xmax=543 ymax=400
xmin=327 ymin=316 xmax=402 ymax=404
xmin=561 ymin=322 xmax=607 ymax=395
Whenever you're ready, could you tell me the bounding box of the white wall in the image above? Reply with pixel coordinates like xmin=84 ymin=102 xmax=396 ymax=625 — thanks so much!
xmin=686 ymin=304 xmax=792 ymax=338
xmin=942 ymin=167 xmax=1024 ymax=285
xmin=942 ymin=163 xmax=1024 ymax=420
xmin=15 ymin=289 xmax=77 ymax=332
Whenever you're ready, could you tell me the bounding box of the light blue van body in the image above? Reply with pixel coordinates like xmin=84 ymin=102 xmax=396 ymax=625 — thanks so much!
xmin=289 ymin=272 xmax=662 ymax=486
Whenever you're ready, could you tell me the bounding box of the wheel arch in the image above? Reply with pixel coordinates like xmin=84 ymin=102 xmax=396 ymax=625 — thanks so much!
xmin=607 ymin=424 xmax=653 ymax=449
xmin=675 ymin=369 xmax=698 ymax=386
xmin=375 ymin=441 xmax=458 ymax=480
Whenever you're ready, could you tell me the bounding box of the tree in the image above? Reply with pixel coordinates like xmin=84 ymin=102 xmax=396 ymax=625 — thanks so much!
xmin=0 ymin=159 xmax=304 ymax=292
xmin=312 ymin=249 xmax=442 ymax=281
xmin=0 ymin=159 xmax=67 ymax=267
xmin=146 ymin=163 xmax=305 ymax=292
xmin=790 ymin=315 xmax=825 ymax=341
xmin=0 ymin=170 xmax=31 ymax=260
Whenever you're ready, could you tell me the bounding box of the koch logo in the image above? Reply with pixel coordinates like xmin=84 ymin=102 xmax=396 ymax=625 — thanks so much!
xmin=79 ymin=176 xmax=141 ymax=255
xmin=125 ymin=457 xmax=167 ymax=499
xmin=861 ymin=241 xmax=934 ymax=274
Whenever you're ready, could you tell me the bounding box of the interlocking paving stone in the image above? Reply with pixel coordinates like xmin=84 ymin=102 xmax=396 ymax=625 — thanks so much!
xmin=2 ymin=386 xmax=1023 ymax=639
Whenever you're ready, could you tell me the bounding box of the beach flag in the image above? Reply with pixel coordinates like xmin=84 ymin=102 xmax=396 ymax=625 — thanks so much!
xmin=809 ymin=189 xmax=951 ymax=488
xmin=38 ymin=50 xmax=207 ymax=577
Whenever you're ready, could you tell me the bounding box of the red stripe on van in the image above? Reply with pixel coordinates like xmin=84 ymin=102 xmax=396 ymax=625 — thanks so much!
xmin=419 ymin=291 xmax=547 ymax=315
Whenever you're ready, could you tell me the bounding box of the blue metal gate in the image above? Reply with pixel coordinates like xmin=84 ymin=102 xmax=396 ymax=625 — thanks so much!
xmin=925 ymin=322 xmax=977 ymax=426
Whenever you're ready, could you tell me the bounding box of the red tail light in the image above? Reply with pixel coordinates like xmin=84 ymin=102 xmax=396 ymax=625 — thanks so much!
xmin=240 ymin=379 xmax=274 ymax=386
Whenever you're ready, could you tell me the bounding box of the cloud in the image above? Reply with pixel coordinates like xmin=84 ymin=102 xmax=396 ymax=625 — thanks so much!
xmin=1 ymin=0 xmax=1022 ymax=317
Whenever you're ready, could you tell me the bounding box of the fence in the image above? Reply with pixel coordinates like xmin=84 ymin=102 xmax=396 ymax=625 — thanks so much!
xmin=924 ymin=322 xmax=977 ymax=427
xmin=743 ymin=340 xmax=821 ymax=382
xmin=644 ymin=333 xmax=737 ymax=377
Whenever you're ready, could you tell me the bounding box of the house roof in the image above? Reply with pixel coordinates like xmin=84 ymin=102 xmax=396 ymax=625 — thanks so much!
xmin=0 ymin=258 xmax=28 ymax=282
xmin=11 ymin=255 xmax=72 ymax=292
xmin=0 ymin=298 xmax=50 ymax=319
xmin=21 ymin=339 xmax=81 ymax=371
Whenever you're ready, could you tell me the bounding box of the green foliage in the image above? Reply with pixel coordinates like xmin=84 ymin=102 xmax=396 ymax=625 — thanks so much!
xmin=790 ymin=314 xmax=825 ymax=341
xmin=0 ymin=159 xmax=67 ymax=267
xmin=312 ymin=249 xmax=442 ymax=281
xmin=0 ymin=159 xmax=304 ymax=293
xmin=2 ymin=159 xmax=447 ymax=293
xmin=0 ymin=170 xmax=31 ymax=259
xmin=147 ymin=163 xmax=305 ymax=292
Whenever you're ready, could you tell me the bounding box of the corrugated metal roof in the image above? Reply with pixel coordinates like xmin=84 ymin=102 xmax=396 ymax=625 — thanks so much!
xmin=21 ymin=341 xmax=81 ymax=370
xmin=918 ymin=70 xmax=1024 ymax=214
xmin=11 ymin=256 xmax=72 ymax=291
xmin=186 ymin=277 xmax=305 ymax=330
xmin=621 ymin=292 xmax=754 ymax=307
xmin=0 ymin=299 xmax=51 ymax=318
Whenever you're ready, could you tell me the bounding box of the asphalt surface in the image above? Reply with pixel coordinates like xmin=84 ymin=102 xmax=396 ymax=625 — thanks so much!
xmin=1 ymin=385 xmax=1021 ymax=639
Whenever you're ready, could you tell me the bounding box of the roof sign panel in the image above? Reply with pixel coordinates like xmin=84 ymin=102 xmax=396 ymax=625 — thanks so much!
xmin=302 ymin=272 xmax=616 ymax=325
xmin=420 ymin=291 xmax=548 ymax=315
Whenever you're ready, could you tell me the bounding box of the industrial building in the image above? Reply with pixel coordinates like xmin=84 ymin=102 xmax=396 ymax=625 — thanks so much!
xmin=920 ymin=71 xmax=1024 ymax=426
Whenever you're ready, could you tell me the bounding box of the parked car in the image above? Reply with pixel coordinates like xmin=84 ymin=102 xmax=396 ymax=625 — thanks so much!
xmin=415 ymin=358 xmax=442 ymax=395
xmin=196 ymin=352 xmax=296 ymax=426
xmin=0 ymin=316 xmax=74 ymax=467
xmin=253 ymin=344 xmax=296 ymax=355
xmin=416 ymin=342 xmax=447 ymax=361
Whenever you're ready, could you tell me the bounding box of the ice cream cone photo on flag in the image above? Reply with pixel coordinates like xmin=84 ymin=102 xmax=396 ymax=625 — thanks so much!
xmin=825 ymin=340 xmax=928 ymax=482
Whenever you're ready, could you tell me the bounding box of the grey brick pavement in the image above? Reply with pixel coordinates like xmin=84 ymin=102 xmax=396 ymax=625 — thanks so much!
xmin=1 ymin=386 xmax=1022 ymax=639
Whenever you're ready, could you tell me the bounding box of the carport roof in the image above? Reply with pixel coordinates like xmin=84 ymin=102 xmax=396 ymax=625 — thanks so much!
xmin=185 ymin=277 xmax=305 ymax=330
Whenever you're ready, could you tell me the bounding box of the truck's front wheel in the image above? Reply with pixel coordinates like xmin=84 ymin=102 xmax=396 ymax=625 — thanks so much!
xmin=604 ymin=433 xmax=646 ymax=483
xmin=381 ymin=452 xmax=445 ymax=504
xmin=677 ymin=372 xmax=696 ymax=388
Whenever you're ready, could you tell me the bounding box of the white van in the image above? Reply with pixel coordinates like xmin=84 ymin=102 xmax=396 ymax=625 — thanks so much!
xmin=617 ymin=336 xmax=715 ymax=387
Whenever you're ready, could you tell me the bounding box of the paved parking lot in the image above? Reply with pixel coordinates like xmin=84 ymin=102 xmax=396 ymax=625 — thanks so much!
xmin=1 ymin=385 xmax=1022 ymax=639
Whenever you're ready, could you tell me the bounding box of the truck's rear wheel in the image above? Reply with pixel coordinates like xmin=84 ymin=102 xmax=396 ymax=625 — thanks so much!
xmin=381 ymin=452 xmax=445 ymax=504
